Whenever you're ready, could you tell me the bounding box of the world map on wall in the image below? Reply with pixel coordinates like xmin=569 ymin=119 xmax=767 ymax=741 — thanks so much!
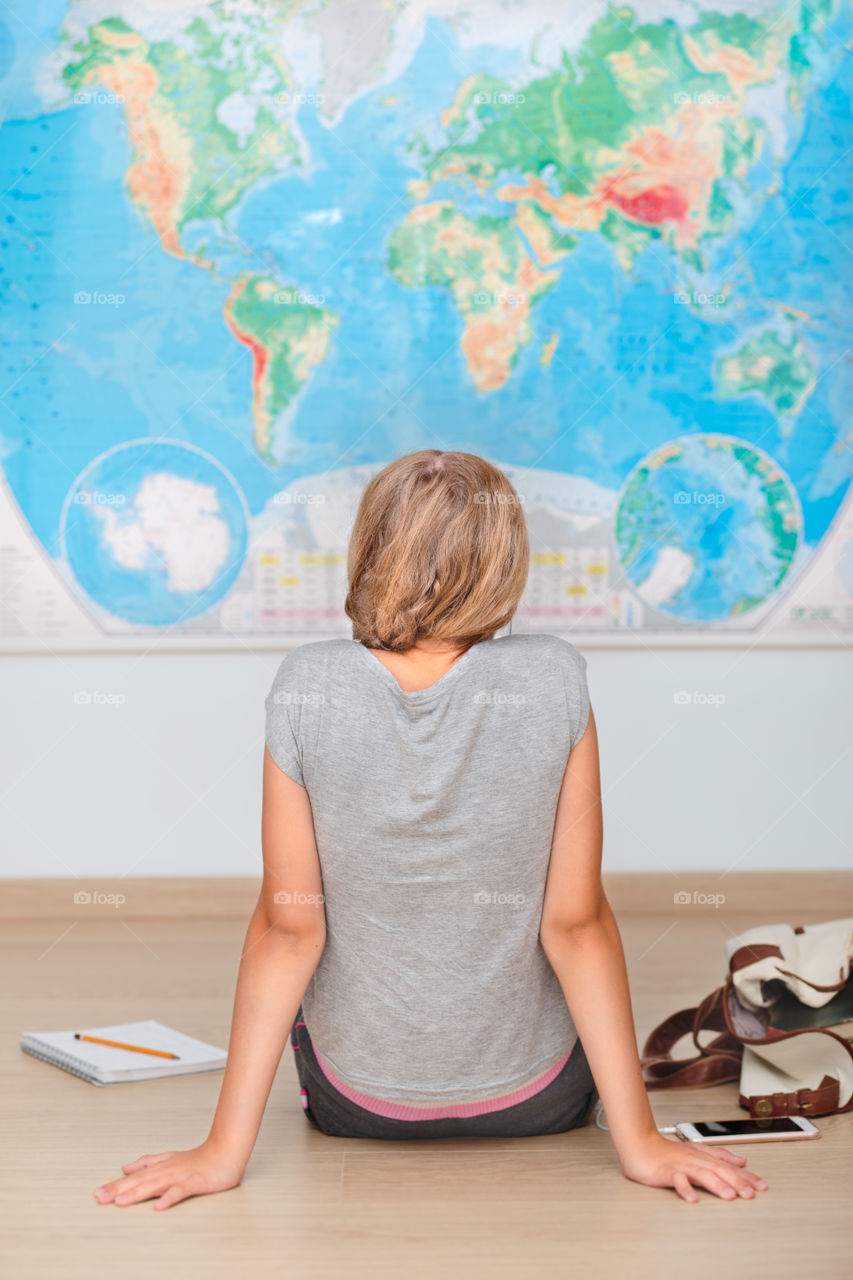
xmin=1 ymin=0 xmax=852 ymax=645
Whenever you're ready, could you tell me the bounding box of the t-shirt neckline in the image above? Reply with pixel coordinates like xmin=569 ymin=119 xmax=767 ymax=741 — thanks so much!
xmin=354 ymin=638 xmax=487 ymax=700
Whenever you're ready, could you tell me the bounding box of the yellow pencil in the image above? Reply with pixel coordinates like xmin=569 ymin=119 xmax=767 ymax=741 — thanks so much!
xmin=74 ymin=1033 xmax=180 ymax=1060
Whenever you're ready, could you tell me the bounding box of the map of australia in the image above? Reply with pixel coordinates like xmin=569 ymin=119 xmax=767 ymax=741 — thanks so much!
xmin=0 ymin=0 xmax=851 ymax=642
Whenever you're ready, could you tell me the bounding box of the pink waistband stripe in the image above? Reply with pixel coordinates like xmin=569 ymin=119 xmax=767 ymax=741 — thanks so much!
xmin=311 ymin=1044 xmax=573 ymax=1120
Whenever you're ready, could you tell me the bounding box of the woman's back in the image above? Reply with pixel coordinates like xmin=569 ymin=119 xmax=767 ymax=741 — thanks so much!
xmin=265 ymin=630 xmax=590 ymax=1106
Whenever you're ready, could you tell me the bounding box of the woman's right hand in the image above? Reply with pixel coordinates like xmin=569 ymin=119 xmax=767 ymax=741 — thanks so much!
xmin=93 ymin=1139 xmax=246 ymax=1211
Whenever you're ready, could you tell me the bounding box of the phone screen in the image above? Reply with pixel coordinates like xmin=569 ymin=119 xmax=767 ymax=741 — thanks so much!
xmin=693 ymin=1118 xmax=805 ymax=1136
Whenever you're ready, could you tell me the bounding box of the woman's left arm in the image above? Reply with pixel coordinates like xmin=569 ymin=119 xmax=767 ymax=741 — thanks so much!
xmin=539 ymin=709 xmax=769 ymax=1203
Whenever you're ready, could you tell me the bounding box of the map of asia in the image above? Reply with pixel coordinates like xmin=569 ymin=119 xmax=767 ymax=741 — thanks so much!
xmin=1 ymin=0 xmax=852 ymax=648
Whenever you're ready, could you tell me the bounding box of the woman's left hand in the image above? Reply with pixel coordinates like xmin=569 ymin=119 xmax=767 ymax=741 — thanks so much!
xmin=618 ymin=1132 xmax=769 ymax=1202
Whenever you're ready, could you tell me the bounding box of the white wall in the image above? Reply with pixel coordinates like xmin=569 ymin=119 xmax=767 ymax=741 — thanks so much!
xmin=1 ymin=645 xmax=850 ymax=878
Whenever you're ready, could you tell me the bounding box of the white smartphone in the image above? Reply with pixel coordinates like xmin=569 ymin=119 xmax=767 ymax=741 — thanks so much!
xmin=675 ymin=1116 xmax=820 ymax=1144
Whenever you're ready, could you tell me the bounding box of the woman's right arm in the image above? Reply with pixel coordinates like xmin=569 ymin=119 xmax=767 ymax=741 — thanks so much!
xmin=92 ymin=748 xmax=327 ymax=1211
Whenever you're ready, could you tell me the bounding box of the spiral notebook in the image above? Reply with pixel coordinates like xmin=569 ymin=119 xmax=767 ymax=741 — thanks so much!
xmin=20 ymin=1020 xmax=228 ymax=1086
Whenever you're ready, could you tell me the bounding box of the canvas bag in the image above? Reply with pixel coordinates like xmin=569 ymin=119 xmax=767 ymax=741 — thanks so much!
xmin=640 ymin=918 xmax=853 ymax=1118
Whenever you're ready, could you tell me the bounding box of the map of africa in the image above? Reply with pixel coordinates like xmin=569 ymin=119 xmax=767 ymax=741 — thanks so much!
xmin=1 ymin=0 xmax=852 ymax=647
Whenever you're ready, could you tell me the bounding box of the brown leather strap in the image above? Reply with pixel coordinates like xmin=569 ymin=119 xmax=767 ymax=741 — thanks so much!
xmin=775 ymin=966 xmax=848 ymax=993
xmin=641 ymin=986 xmax=743 ymax=1090
xmin=691 ymin=986 xmax=730 ymax=1049
xmin=741 ymin=1074 xmax=849 ymax=1118
xmin=729 ymin=943 xmax=783 ymax=973
xmin=644 ymin=1053 xmax=742 ymax=1090
xmin=642 ymin=1006 xmax=697 ymax=1059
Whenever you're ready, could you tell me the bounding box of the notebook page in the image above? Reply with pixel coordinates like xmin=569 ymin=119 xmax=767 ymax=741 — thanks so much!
xmin=20 ymin=1020 xmax=227 ymax=1080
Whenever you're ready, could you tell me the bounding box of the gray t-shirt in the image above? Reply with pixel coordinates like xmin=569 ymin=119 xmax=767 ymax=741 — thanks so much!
xmin=264 ymin=632 xmax=591 ymax=1105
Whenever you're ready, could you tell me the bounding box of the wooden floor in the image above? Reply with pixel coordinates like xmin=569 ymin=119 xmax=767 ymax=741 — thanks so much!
xmin=4 ymin=876 xmax=851 ymax=1280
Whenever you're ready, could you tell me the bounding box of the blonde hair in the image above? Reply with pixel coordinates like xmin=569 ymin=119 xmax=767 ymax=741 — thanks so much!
xmin=344 ymin=450 xmax=529 ymax=653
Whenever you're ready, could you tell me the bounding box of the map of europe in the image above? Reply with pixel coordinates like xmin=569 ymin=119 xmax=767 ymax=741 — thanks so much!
xmin=1 ymin=0 xmax=852 ymax=645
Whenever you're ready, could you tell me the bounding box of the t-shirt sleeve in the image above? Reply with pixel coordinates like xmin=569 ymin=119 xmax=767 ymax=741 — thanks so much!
xmin=264 ymin=659 xmax=305 ymax=786
xmin=561 ymin=641 xmax=591 ymax=751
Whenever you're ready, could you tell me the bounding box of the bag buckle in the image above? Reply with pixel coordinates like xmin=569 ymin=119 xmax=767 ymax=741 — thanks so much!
xmin=754 ymin=1090 xmax=813 ymax=1117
